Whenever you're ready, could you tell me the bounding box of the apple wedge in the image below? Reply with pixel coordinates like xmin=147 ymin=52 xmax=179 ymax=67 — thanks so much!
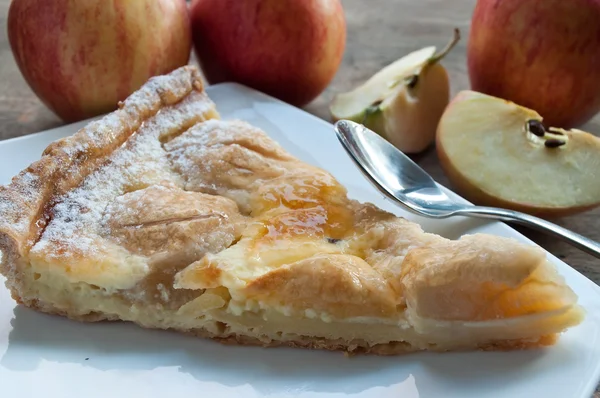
xmin=436 ymin=90 xmax=600 ymax=217
xmin=330 ymin=30 xmax=460 ymax=154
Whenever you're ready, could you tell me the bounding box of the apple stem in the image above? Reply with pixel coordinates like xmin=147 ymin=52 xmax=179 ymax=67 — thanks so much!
xmin=406 ymin=28 xmax=461 ymax=92
xmin=429 ymin=28 xmax=461 ymax=65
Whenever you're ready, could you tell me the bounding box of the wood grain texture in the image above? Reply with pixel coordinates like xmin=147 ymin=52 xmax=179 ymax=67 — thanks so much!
xmin=0 ymin=0 xmax=598 ymax=394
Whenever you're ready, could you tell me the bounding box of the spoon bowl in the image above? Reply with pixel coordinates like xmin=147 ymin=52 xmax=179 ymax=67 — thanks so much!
xmin=334 ymin=119 xmax=600 ymax=258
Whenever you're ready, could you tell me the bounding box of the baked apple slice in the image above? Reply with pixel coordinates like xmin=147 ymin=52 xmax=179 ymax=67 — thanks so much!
xmin=436 ymin=90 xmax=600 ymax=217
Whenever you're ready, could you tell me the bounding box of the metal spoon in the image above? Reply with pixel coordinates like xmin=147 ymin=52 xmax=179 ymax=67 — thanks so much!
xmin=334 ymin=119 xmax=600 ymax=259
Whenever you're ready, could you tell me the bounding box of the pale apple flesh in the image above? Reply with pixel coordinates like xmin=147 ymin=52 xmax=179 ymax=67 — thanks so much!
xmin=329 ymin=47 xmax=449 ymax=154
xmin=330 ymin=46 xmax=437 ymax=120
xmin=437 ymin=90 xmax=600 ymax=217
xmin=330 ymin=30 xmax=459 ymax=154
xmin=377 ymin=63 xmax=449 ymax=153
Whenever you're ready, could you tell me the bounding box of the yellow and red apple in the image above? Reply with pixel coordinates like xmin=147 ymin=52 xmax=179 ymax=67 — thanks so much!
xmin=190 ymin=0 xmax=346 ymax=107
xmin=8 ymin=0 xmax=192 ymax=123
xmin=467 ymin=0 xmax=600 ymax=128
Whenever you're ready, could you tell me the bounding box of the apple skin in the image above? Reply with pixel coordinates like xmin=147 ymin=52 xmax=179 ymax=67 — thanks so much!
xmin=190 ymin=0 xmax=346 ymax=107
xmin=8 ymin=0 xmax=191 ymax=123
xmin=467 ymin=0 xmax=600 ymax=128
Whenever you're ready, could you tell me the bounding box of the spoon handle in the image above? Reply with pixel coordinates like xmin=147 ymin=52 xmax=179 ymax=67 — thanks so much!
xmin=455 ymin=206 xmax=600 ymax=259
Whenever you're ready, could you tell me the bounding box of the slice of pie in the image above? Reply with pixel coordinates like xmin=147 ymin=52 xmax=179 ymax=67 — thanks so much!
xmin=0 ymin=66 xmax=584 ymax=355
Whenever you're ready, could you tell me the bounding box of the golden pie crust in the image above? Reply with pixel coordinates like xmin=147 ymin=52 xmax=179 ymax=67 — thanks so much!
xmin=0 ymin=66 xmax=584 ymax=355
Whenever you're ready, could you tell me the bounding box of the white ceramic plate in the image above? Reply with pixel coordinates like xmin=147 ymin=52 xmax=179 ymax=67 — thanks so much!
xmin=1 ymin=83 xmax=599 ymax=398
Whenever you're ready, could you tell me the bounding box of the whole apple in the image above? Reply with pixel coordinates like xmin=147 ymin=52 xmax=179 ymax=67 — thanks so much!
xmin=190 ymin=0 xmax=346 ymax=107
xmin=8 ymin=0 xmax=192 ymax=123
xmin=467 ymin=0 xmax=600 ymax=128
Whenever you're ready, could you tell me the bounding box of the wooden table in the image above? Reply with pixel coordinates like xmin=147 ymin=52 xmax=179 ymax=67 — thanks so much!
xmin=0 ymin=0 xmax=598 ymax=396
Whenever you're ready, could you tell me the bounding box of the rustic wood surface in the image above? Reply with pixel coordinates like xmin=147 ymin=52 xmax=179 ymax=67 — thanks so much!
xmin=0 ymin=0 xmax=598 ymax=395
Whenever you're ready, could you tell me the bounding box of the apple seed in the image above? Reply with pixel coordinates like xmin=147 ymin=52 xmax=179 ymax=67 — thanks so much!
xmin=526 ymin=120 xmax=545 ymax=137
xmin=544 ymin=139 xmax=566 ymax=148
xmin=405 ymin=75 xmax=419 ymax=89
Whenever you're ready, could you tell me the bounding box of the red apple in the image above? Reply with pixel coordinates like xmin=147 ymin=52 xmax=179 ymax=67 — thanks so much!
xmin=190 ymin=0 xmax=346 ymax=107
xmin=467 ymin=0 xmax=600 ymax=128
xmin=8 ymin=0 xmax=192 ymax=123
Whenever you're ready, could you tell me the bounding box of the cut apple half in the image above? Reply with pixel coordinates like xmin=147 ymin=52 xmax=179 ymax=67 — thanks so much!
xmin=330 ymin=29 xmax=460 ymax=154
xmin=437 ymin=90 xmax=600 ymax=217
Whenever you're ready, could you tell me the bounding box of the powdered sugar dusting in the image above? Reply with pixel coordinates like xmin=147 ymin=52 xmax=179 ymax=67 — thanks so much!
xmin=124 ymin=66 xmax=196 ymax=110
xmin=167 ymin=119 xmax=247 ymax=148
xmin=156 ymin=91 xmax=216 ymax=142
xmin=32 ymin=133 xmax=169 ymax=258
xmin=30 ymin=90 xmax=217 ymax=260
xmin=43 ymin=67 xmax=199 ymax=162
xmin=0 ymin=67 xmax=201 ymax=250
xmin=0 ymin=171 xmax=40 ymax=235
xmin=167 ymin=120 xmax=235 ymax=168
xmin=164 ymin=119 xmax=267 ymax=192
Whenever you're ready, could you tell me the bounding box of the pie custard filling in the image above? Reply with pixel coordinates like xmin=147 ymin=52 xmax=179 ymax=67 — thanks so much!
xmin=0 ymin=66 xmax=584 ymax=355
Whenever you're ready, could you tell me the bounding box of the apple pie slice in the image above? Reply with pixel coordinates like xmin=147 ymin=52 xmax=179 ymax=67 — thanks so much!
xmin=0 ymin=66 xmax=584 ymax=354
